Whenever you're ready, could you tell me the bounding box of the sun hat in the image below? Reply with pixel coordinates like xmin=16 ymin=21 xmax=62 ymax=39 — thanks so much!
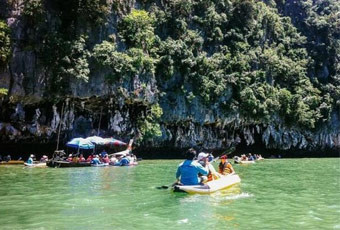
xmin=197 ymin=152 xmax=209 ymax=161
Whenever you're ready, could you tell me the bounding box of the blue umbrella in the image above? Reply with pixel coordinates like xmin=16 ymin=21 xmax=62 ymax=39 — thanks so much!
xmin=85 ymin=136 xmax=106 ymax=145
xmin=67 ymin=138 xmax=95 ymax=149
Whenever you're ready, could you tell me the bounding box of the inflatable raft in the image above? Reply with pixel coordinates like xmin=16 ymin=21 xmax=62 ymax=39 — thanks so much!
xmin=173 ymin=174 xmax=241 ymax=194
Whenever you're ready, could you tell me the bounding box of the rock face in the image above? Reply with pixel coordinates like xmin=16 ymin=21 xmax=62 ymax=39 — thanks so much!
xmin=0 ymin=0 xmax=339 ymax=154
xmin=1 ymin=97 xmax=339 ymax=152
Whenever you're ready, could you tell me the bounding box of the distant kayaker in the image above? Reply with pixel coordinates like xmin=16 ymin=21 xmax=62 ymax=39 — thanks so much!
xmin=40 ymin=155 xmax=48 ymax=162
xmin=241 ymin=154 xmax=248 ymax=161
xmin=218 ymin=155 xmax=234 ymax=175
xmin=4 ymin=155 xmax=11 ymax=162
xmin=248 ymin=153 xmax=255 ymax=161
xmin=175 ymin=148 xmax=209 ymax=186
xmin=27 ymin=154 xmax=34 ymax=165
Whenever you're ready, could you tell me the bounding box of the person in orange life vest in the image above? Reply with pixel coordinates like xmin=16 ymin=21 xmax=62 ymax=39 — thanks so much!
xmin=218 ymin=155 xmax=235 ymax=175
xmin=197 ymin=152 xmax=220 ymax=182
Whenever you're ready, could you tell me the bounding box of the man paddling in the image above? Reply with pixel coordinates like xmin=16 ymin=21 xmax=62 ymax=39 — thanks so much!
xmin=27 ymin=154 xmax=34 ymax=165
xmin=175 ymin=148 xmax=209 ymax=186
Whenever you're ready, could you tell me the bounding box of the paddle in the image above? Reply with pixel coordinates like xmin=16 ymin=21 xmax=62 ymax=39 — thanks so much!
xmin=211 ymin=146 xmax=236 ymax=162
xmin=156 ymin=185 xmax=172 ymax=189
xmin=157 ymin=146 xmax=236 ymax=189
xmin=156 ymin=181 xmax=178 ymax=190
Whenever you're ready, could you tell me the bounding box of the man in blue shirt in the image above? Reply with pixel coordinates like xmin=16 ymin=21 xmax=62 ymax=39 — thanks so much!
xmin=176 ymin=148 xmax=209 ymax=185
xmin=248 ymin=153 xmax=255 ymax=161
xmin=27 ymin=154 xmax=34 ymax=165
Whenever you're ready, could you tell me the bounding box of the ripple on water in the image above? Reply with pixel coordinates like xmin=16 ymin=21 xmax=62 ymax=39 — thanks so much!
xmin=177 ymin=218 xmax=189 ymax=224
xmin=221 ymin=192 xmax=254 ymax=200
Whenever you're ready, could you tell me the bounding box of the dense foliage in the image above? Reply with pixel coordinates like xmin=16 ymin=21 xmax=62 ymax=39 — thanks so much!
xmin=1 ymin=0 xmax=339 ymax=139
xmin=0 ymin=20 xmax=11 ymax=68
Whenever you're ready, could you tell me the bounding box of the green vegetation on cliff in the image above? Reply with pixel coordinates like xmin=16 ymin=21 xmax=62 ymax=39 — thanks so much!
xmin=1 ymin=0 xmax=339 ymax=141
xmin=0 ymin=20 xmax=11 ymax=68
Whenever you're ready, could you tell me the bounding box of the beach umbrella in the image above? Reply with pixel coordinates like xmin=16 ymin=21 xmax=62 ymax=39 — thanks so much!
xmin=103 ymin=138 xmax=127 ymax=146
xmin=66 ymin=138 xmax=95 ymax=149
xmin=85 ymin=136 xmax=106 ymax=145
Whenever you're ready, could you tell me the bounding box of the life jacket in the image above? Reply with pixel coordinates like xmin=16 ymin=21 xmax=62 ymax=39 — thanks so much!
xmin=219 ymin=162 xmax=232 ymax=175
xmin=207 ymin=172 xmax=213 ymax=181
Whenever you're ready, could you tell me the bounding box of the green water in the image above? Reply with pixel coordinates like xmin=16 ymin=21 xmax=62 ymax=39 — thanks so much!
xmin=0 ymin=159 xmax=339 ymax=230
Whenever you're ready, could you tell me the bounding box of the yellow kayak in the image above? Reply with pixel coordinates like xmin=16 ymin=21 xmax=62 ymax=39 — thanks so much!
xmin=173 ymin=174 xmax=241 ymax=194
xmin=0 ymin=160 xmax=24 ymax=165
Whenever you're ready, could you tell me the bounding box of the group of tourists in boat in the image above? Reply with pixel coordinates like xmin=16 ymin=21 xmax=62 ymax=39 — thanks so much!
xmin=0 ymin=136 xmax=136 ymax=168
xmin=46 ymin=138 xmax=135 ymax=168
xmin=173 ymin=148 xmax=241 ymax=194
xmin=233 ymin=153 xmax=264 ymax=164
xmin=64 ymin=149 xmax=137 ymax=167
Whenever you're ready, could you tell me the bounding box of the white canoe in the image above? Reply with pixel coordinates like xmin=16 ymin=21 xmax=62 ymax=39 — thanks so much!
xmin=235 ymin=160 xmax=255 ymax=164
xmin=173 ymin=174 xmax=241 ymax=194
xmin=24 ymin=162 xmax=47 ymax=167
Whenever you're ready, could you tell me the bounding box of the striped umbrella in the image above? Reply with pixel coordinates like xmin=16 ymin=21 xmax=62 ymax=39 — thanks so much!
xmin=103 ymin=138 xmax=127 ymax=146
xmin=66 ymin=138 xmax=95 ymax=149
xmin=85 ymin=136 xmax=106 ymax=145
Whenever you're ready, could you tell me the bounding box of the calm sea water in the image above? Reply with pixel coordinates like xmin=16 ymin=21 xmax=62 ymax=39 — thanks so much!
xmin=0 ymin=158 xmax=339 ymax=230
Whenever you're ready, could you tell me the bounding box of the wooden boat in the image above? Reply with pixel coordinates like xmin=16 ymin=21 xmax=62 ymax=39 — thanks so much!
xmin=46 ymin=160 xmax=91 ymax=168
xmin=47 ymin=139 xmax=135 ymax=168
xmin=173 ymin=174 xmax=241 ymax=194
xmin=0 ymin=160 xmax=24 ymax=165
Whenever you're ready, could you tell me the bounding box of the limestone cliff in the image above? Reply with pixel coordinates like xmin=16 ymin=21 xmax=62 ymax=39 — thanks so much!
xmin=0 ymin=0 xmax=339 ymax=155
